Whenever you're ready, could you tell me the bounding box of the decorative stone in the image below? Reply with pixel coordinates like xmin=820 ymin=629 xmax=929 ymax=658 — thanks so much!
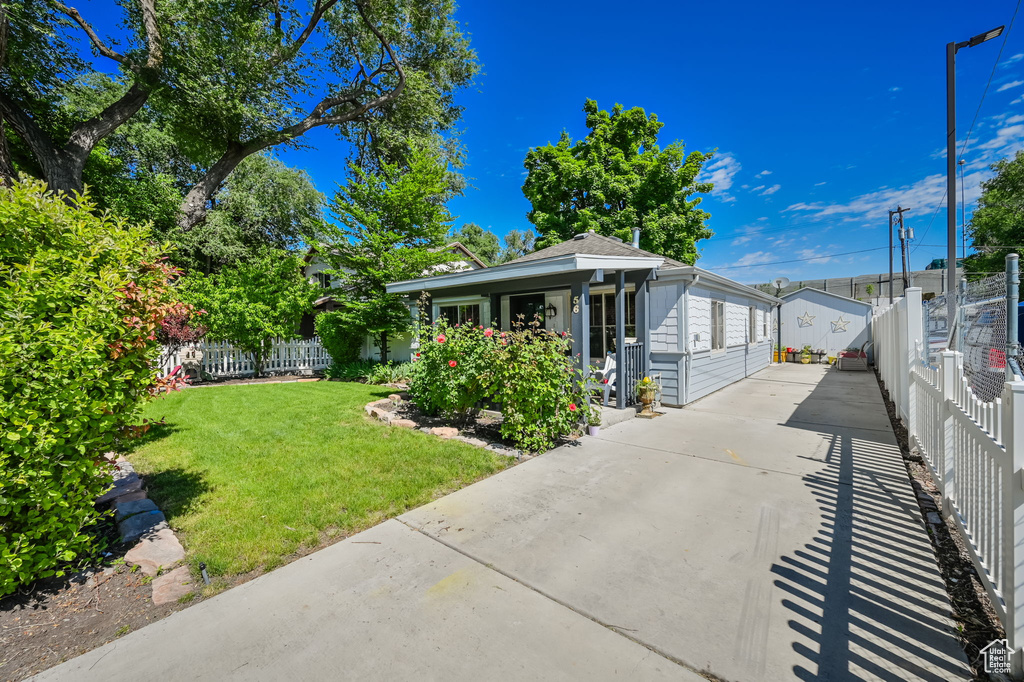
xmin=370 ymin=408 xmax=393 ymax=423
xmin=118 ymin=510 xmax=168 ymax=543
xmin=110 ymin=490 xmax=148 ymax=505
xmin=926 ymin=511 xmax=943 ymax=526
xmin=485 ymin=443 xmax=520 ymax=458
xmin=125 ymin=528 xmax=185 ymax=577
xmin=114 ymin=498 xmax=158 ymax=522
xmin=431 ymin=427 xmax=459 ymax=439
xmin=387 ymin=394 xmax=402 ymax=402
xmin=151 ymin=566 xmax=195 ymax=605
xmin=96 ymin=473 xmax=144 ymax=505
xmin=391 ymin=419 xmax=417 ymax=429
xmin=454 ymin=435 xmax=488 ymax=448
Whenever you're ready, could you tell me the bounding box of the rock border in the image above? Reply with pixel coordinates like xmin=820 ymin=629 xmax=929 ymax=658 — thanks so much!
xmin=363 ymin=395 xmax=531 ymax=462
xmin=98 ymin=454 xmax=195 ymax=603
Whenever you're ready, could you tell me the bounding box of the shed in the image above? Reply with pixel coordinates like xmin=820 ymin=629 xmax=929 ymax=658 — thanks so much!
xmin=780 ymin=287 xmax=872 ymax=359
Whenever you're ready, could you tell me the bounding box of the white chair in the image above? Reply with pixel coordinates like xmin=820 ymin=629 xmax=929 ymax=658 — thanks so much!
xmin=597 ymin=352 xmax=616 ymax=406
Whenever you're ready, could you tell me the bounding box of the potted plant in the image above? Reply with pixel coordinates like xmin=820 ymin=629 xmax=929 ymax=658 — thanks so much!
xmin=635 ymin=375 xmax=661 ymax=417
xmin=800 ymin=345 xmax=812 ymax=364
xmin=585 ymin=402 xmax=602 ymax=436
xmin=786 ymin=346 xmax=798 ymax=363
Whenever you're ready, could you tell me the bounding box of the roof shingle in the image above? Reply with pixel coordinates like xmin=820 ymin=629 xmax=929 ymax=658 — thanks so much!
xmin=503 ymin=231 xmax=685 ymax=268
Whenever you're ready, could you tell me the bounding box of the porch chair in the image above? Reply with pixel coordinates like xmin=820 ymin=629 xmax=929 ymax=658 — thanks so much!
xmin=837 ymin=340 xmax=874 ymax=371
xmin=596 ymin=352 xmax=616 ymax=407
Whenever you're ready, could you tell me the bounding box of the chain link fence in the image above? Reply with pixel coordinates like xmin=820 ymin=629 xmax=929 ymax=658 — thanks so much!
xmin=959 ymin=272 xmax=1008 ymax=402
xmin=922 ymin=293 xmax=950 ymax=369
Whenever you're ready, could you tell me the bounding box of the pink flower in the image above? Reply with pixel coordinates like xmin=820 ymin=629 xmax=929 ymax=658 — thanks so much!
xmin=437 ymin=334 xmax=447 ymax=344
xmin=449 ymin=360 xmax=458 ymax=367
xmin=484 ymin=328 xmax=494 ymax=337
xmin=568 ymin=403 xmax=577 ymax=412
xmin=561 ymin=331 xmax=567 ymax=337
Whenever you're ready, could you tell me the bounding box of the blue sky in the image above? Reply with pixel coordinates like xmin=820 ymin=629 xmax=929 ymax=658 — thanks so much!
xmin=283 ymin=0 xmax=1024 ymax=284
xmin=69 ymin=1 xmax=1024 ymax=284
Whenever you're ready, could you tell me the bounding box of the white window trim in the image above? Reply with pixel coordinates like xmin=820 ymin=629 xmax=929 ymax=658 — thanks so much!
xmin=710 ymin=299 xmax=726 ymax=355
xmin=748 ymin=305 xmax=759 ymax=347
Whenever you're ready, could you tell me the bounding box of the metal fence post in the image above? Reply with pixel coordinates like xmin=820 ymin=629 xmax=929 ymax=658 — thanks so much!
xmin=1002 ymin=381 xmax=1024 ymax=674
xmin=1008 ymin=254 xmax=1020 ymax=381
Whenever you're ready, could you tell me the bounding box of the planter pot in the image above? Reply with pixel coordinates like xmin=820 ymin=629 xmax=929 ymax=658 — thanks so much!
xmin=787 ymin=352 xmax=798 ymax=363
xmin=588 ymin=425 xmax=601 ymax=437
xmin=800 ymin=356 xmax=811 ymax=364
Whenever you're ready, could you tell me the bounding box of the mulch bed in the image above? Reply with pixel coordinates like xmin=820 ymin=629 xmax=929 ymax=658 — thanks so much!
xmin=0 ymin=517 xmax=191 ymax=682
xmin=187 ymin=373 xmax=322 ymax=387
xmin=874 ymin=371 xmax=1003 ymax=680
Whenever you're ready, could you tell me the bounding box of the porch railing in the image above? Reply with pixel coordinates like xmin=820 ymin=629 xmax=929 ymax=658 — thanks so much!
xmin=621 ymin=342 xmax=645 ymax=408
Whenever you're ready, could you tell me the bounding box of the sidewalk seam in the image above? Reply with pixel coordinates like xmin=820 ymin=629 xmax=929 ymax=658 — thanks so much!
xmin=395 ymin=517 xmax=715 ymax=681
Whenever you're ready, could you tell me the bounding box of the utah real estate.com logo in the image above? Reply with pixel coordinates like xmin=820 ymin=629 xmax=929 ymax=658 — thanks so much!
xmin=981 ymin=639 xmax=1014 ymax=674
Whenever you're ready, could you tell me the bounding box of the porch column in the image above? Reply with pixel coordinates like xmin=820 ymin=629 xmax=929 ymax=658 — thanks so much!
xmin=636 ymin=277 xmax=650 ymax=376
xmin=570 ymin=280 xmax=590 ymax=375
xmin=615 ymin=271 xmax=627 ymax=409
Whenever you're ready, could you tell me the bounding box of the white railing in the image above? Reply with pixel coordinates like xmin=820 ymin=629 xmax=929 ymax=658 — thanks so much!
xmin=878 ymin=287 xmax=1024 ymax=670
xmin=159 ymin=337 xmax=329 ymax=379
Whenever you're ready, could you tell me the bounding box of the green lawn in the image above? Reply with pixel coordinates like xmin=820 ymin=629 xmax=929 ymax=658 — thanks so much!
xmin=130 ymin=381 xmax=508 ymax=576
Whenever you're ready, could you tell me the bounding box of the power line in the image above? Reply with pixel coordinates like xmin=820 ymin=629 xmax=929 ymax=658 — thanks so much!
xmin=708 ymin=246 xmax=889 ymax=271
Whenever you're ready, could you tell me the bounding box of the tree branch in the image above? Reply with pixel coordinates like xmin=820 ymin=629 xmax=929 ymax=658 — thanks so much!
xmin=0 ymin=91 xmax=63 ymax=180
xmin=47 ymin=0 xmax=128 ymax=66
xmin=65 ymin=83 xmax=151 ymax=158
xmin=270 ymin=0 xmax=340 ymax=66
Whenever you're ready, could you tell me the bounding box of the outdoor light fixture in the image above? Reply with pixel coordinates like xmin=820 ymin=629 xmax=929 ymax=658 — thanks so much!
xmin=946 ymin=25 xmax=1004 ymax=346
xmin=545 ymin=303 xmax=557 ymax=319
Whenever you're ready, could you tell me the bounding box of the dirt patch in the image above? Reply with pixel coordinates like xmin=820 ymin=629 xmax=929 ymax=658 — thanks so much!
xmin=187 ymin=373 xmax=322 ymax=387
xmin=0 ymin=518 xmax=194 ymax=682
xmin=874 ymin=370 xmax=1003 ymax=680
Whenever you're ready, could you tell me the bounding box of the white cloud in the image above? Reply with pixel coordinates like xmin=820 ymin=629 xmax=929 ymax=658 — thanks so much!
xmin=889 ymin=86 xmax=902 ymax=92
xmin=979 ymin=124 xmax=1024 ymax=150
xmin=759 ymin=184 xmax=781 ymax=196
xmin=730 ymin=251 xmax=773 ymax=268
xmin=1007 ymin=115 xmax=1024 ymax=125
xmin=1004 ymin=53 xmax=1024 ymax=66
xmin=814 ymin=181 xmax=827 ymax=186
xmin=750 ymin=184 xmax=765 ymax=192
xmin=701 ymin=152 xmax=741 ymax=202
xmin=998 ymin=80 xmax=1024 ymax=92
xmin=754 ymin=170 xmax=772 ymax=178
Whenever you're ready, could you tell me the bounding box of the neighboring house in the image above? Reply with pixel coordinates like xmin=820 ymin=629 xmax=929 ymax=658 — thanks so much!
xmin=780 ymin=287 xmax=872 ymax=360
xmin=386 ymin=230 xmax=781 ymax=407
xmin=300 ymin=242 xmax=487 ymax=359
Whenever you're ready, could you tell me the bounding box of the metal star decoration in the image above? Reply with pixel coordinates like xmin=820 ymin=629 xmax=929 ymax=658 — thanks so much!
xmin=831 ymin=316 xmax=851 ymax=333
xmin=797 ymin=311 xmax=815 ymax=327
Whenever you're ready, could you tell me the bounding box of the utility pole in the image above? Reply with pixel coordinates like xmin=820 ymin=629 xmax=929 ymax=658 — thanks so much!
xmin=889 ymin=206 xmax=911 ymax=298
xmin=888 ymin=210 xmax=895 ymax=304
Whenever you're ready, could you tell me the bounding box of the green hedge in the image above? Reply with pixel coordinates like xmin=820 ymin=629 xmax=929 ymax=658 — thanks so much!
xmin=0 ymin=179 xmax=172 ymax=596
xmin=316 ymin=309 xmax=366 ymax=367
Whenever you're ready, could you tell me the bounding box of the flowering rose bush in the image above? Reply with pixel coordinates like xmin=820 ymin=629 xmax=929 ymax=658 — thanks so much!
xmin=409 ymin=318 xmax=586 ymax=451
xmin=409 ymin=320 xmax=496 ymax=421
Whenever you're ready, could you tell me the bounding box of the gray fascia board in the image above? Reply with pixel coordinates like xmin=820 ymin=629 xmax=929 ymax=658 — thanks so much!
xmin=780 ymin=286 xmax=873 ymax=308
xmin=658 ymin=266 xmax=782 ymax=305
xmin=386 ymin=254 xmax=664 ymax=295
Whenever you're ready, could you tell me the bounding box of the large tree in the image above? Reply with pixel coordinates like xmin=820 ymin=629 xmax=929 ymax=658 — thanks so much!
xmin=522 ymin=99 xmax=714 ymax=264
xmin=0 ymin=0 xmax=477 ymax=230
xmin=966 ymin=151 xmax=1024 ymax=276
xmin=325 ymin=146 xmax=454 ymax=361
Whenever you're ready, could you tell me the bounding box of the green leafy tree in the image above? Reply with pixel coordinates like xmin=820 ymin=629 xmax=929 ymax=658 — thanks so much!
xmin=451 ymin=222 xmax=500 ymax=265
xmin=522 ymin=99 xmax=714 ymax=264
xmin=0 ymin=178 xmax=178 ymax=595
xmin=496 ymin=228 xmax=536 ymax=264
xmin=179 ymin=251 xmax=317 ymax=376
xmin=967 ymin=151 xmax=1024 ymax=275
xmin=1 ymin=0 xmax=478 ymax=231
xmin=325 ymin=146 xmax=454 ymax=361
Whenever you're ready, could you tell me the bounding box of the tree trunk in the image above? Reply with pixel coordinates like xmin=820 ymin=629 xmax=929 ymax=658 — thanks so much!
xmin=177 ymin=144 xmax=251 ymax=231
xmin=379 ymin=330 xmax=389 ymax=364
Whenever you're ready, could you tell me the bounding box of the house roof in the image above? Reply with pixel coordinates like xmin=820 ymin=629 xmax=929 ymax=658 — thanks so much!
xmin=439 ymin=241 xmax=487 ymax=269
xmin=506 ymin=231 xmax=687 ymax=268
xmin=780 ymin=286 xmax=873 ymax=308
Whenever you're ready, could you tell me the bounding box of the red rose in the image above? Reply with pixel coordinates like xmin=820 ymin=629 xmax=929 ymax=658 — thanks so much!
xmin=437 ymin=335 xmax=447 ymax=343
xmin=449 ymin=360 xmax=457 ymax=367
xmin=569 ymin=403 xmax=577 ymax=411
xmin=484 ymin=328 xmax=494 ymax=337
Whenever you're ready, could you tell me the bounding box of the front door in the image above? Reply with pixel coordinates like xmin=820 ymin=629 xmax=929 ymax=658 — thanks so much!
xmin=509 ymin=293 xmax=546 ymax=329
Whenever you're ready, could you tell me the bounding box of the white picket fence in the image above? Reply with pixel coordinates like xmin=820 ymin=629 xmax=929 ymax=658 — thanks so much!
xmin=159 ymin=337 xmax=330 ymax=378
xmin=876 ymin=287 xmax=1024 ymax=667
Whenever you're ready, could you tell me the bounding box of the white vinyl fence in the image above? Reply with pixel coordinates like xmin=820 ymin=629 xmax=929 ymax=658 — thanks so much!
xmin=876 ymin=287 xmax=1024 ymax=669
xmin=159 ymin=337 xmax=330 ymax=379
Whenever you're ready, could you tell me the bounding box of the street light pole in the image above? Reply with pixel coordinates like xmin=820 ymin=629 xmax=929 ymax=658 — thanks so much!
xmin=947 ymin=25 xmax=1004 ymax=348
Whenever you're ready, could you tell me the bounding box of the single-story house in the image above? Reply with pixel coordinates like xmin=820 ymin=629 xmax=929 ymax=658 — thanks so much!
xmin=300 ymin=242 xmax=487 ymax=358
xmin=386 ymin=230 xmax=782 ymax=408
xmin=779 ymin=287 xmax=872 ymax=360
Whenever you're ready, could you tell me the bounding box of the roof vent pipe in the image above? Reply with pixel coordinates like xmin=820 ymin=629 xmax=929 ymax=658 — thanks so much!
xmin=631 ymin=227 xmax=641 ymax=248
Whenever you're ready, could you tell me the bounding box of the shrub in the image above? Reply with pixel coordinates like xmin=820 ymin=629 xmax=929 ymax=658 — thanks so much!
xmin=325 ymin=359 xmax=377 ymax=381
xmin=0 ymin=179 xmax=177 ymax=596
xmin=315 ymin=309 xmax=365 ymax=367
xmin=409 ymin=320 xmax=497 ymax=421
xmin=366 ymin=362 xmax=413 ymax=385
xmin=409 ymin=319 xmax=586 ymax=450
xmin=490 ymin=325 xmax=586 ymax=452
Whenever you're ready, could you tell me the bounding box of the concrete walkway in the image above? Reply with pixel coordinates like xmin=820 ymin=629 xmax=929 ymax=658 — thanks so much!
xmin=36 ymin=364 xmax=968 ymax=681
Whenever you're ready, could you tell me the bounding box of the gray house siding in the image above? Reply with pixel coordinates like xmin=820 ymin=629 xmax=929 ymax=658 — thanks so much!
xmin=685 ymin=284 xmax=772 ymax=403
xmin=780 ymin=288 xmax=872 ymax=360
xmin=649 ymin=280 xmax=685 ymax=405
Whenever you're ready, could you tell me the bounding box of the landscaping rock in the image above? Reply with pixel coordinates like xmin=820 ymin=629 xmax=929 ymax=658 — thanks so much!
xmin=96 ymin=472 xmax=144 ymax=505
xmin=114 ymin=498 xmax=158 ymax=522
xmin=110 ymin=490 xmax=148 ymax=505
xmin=125 ymin=528 xmax=185 ymax=577
xmin=370 ymin=407 xmax=394 ymax=423
xmin=926 ymin=511 xmax=943 ymax=526
xmin=118 ymin=510 xmax=168 ymax=543
xmin=454 ymin=435 xmax=488 ymax=448
xmin=485 ymin=443 xmax=520 ymax=458
xmin=430 ymin=427 xmax=459 ymax=439
xmin=391 ymin=419 xmax=417 ymax=429
xmin=151 ymin=566 xmax=194 ymax=605
xmin=387 ymin=394 xmax=402 ymax=402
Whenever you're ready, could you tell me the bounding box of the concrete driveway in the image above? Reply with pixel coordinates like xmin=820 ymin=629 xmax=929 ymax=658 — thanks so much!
xmin=36 ymin=364 xmax=968 ymax=681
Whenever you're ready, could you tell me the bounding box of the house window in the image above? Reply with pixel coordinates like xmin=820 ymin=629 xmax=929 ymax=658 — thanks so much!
xmin=763 ymin=309 xmax=770 ymax=339
xmin=314 ymin=272 xmax=331 ymax=289
xmin=438 ymin=304 xmax=481 ymax=326
xmin=711 ymin=300 xmax=725 ymax=351
xmin=749 ymin=306 xmax=758 ymax=343
xmin=589 ymin=291 xmax=636 ymax=360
